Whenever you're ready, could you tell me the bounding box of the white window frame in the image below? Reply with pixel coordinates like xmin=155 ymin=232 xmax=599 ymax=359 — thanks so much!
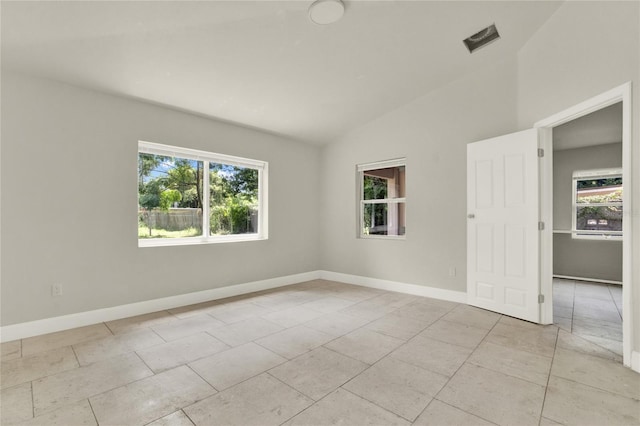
xmin=572 ymin=168 xmax=622 ymax=240
xmin=138 ymin=141 xmax=268 ymax=247
xmin=357 ymin=158 xmax=406 ymax=240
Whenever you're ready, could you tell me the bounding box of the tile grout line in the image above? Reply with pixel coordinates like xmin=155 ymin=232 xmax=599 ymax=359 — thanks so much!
xmin=182 ymin=340 xmax=294 ymax=394
xmin=200 ymin=319 xmax=285 ymax=347
xmin=149 ymin=327 xmax=169 ymax=344
xmin=485 ymin=321 xmax=558 ymax=359
xmin=181 ymin=409 xmax=198 ymax=426
xmin=608 ymin=284 xmax=624 ymax=320
xmin=65 ymin=354 xmax=160 ymax=412
xmin=430 ymin=399 xmax=501 ymax=426
xmin=538 ymin=326 xmax=560 ymax=426
xmin=185 ymin=346 xmax=284 ymax=393
xmin=87 ymin=397 xmax=100 ymax=426
xmin=3 ymin=346 xmax=87 ymax=393
xmin=317 ymin=340 xmax=381 ymax=366
xmin=336 ymin=387 xmax=409 ymax=421
xmin=70 ymin=344 xmax=82 ymax=367
xmin=135 ymin=335 xmax=233 ymax=376
xmin=545 ymin=365 xmax=640 ymax=401
xmin=263 ymin=371 xmax=322 ymax=422
xmin=336 ymin=353 xmax=447 ymax=423
xmin=183 ymin=363 xmax=220 ymax=394
xmin=103 ymin=321 xmax=116 ymax=335
xmin=460 ymin=343 xmax=555 ymax=388
xmin=570 ymin=279 xmax=576 ymax=334
xmin=30 ymin=381 xmax=35 ymax=420
xmin=132 ymin=350 xmax=157 ymax=375
xmin=424 ymin=314 xmax=504 ymax=426
xmin=272 ymin=373 xmax=335 ymax=426
xmin=271 ymin=376 xmax=387 ymax=426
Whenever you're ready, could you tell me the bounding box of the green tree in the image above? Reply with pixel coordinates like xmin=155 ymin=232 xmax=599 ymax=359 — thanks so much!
xmin=228 ymin=167 xmax=258 ymax=197
xmin=577 ymin=177 xmax=622 ymax=189
xmin=139 ymin=178 xmax=164 ymax=236
xmin=166 ymin=159 xmax=203 ymax=208
xmin=363 ymin=175 xmax=387 ymax=200
xmin=577 ymin=190 xmax=622 ymax=204
xmin=209 ymin=166 xmax=258 ymax=235
xmin=159 ymin=189 xmax=182 ymax=211
xmin=138 ymin=153 xmax=168 ymax=189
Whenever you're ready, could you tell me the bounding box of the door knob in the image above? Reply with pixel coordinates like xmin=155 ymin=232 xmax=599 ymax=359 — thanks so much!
xmin=467 ymin=214 xmax=475 ymax=219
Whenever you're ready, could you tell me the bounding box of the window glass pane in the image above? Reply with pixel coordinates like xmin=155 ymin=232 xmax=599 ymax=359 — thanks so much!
xmin=138 ymin=153 xmax=203 ymax=239
xmin=210 ymin=163 xmax=259 ymax=235
xmin=362 ymin=202 xmax=406 ymax=236
xmin=576 ymin=177 xmax=622 ymax=203
xmin=576 ymin=206 xmax=622 ymax=231
xmin=363 ymin=166 xmax=405 ymax=200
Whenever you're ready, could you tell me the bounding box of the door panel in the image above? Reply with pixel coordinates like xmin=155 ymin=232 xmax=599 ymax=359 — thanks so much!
xmin=504 ymin=225 xmax=525 ymax=277
xmin=467 ymin=128 xmax=540 ymax=323
xmin=476 ymin=224 xmax=494 ymax=273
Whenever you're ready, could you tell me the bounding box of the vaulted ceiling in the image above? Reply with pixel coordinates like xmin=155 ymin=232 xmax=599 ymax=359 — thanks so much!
xmin=1 ymin=1 xmax=563 ymax=144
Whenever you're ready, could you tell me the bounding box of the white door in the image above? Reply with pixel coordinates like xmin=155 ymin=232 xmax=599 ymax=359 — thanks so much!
xmin=467 ymin=128 xmax=541 ymax=323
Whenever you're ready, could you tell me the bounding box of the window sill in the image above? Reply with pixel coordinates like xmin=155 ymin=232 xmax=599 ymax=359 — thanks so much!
xmin=359 ymin=235 xmax=406 ymax=241
xmin=553 ymin=229 xmax=622 ymax=241
xmin=571 ymin=235 xmax=623 ymax=241
xmin=138 ymin=234 xmax=267 ymax=248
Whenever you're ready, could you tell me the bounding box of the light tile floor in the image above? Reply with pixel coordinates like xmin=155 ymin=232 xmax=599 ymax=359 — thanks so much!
xmin=1 ymin=280 xmax=638 ymax=426
xmin=552 ymin=278 xmax=624 ymax=358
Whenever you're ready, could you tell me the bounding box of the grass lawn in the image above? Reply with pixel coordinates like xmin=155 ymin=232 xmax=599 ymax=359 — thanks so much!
xmin=138 ymin=226 xmax=201 ymax=239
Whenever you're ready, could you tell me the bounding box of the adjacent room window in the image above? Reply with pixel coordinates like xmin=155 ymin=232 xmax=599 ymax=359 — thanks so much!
xmin=572 ymin=168 xmax=622 ymax=240
xmin=138 ymin=141 xmax=268 ymax=247
xmin=357 ymin=159 xmax=406 ymax=238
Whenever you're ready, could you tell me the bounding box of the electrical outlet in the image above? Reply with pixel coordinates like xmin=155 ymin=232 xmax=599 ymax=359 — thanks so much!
xmin=51 ymin=284 xmax=63 ymax=297
xmin=448 ymin=267 xmax=456 ymax=277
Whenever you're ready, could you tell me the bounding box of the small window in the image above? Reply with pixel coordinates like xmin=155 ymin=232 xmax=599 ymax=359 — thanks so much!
xmin=572 ymin=168 xmax=622 ymax=240
xmin=357 ymin=159 xmax=406 ymax=239
xmin=138 ymin=141 xmax=268 ymax=247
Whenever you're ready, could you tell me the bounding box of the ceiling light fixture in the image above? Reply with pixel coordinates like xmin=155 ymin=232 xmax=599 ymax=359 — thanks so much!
xmin=309 ymin=0 xmax=345 ymax=25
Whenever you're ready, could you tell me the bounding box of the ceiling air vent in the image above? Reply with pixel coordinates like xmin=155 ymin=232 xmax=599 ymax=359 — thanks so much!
xmin=463 ymin=24 xmax=500 ymax=53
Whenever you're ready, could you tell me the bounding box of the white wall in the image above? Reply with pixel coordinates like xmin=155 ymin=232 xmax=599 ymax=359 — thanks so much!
xmin=553 ymin=143 xmax=622 ymax=282
xmin=1 ymin=71 xmax=321 ymax=326
xmin=320 ymin=58 xmax=519 ymax=292
xmin=516 ymin=1 xmax=639 ymax=354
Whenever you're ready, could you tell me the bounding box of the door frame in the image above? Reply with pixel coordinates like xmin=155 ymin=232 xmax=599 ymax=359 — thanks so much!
xmin=534 ymin=82 xmax=633 ymax=369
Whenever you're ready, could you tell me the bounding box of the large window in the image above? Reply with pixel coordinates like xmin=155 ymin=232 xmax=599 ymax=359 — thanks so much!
xmin=357 ymin=159 xmax=406 ymax=239
xmin=138 ymin=141 xmax=268 ymax=247
xmin=572 ymin=168 xmax=622 ymax=240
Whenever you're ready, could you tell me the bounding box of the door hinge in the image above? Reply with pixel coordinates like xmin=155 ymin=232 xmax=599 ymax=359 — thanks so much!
xmin=538 ymin=221 xmax=545 ymax=231
xmin=538 ymin=294 xmax=545 ymax=304
xmin=538 ymin=148 xmax=544 ymax=158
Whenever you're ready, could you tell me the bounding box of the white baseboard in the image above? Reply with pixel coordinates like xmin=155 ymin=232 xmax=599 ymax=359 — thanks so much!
xmin=553 ymin=274 xmax=622 ymax=286
xmin=319 ymin=270 xmax=467 ymax=304
xmin=0 ymin=271 xmax=321 ymax=342
xmin=4 ymin=270 xmax=634 ymax=371
xmin=0 ymin=270 xmax=467 ymax=342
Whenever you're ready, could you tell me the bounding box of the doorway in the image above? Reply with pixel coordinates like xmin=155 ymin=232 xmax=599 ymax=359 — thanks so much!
xmin=550 ymin=103 xmax=623 ymax=358
xmin=535 ymin=83 xmax=633 ymax=368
